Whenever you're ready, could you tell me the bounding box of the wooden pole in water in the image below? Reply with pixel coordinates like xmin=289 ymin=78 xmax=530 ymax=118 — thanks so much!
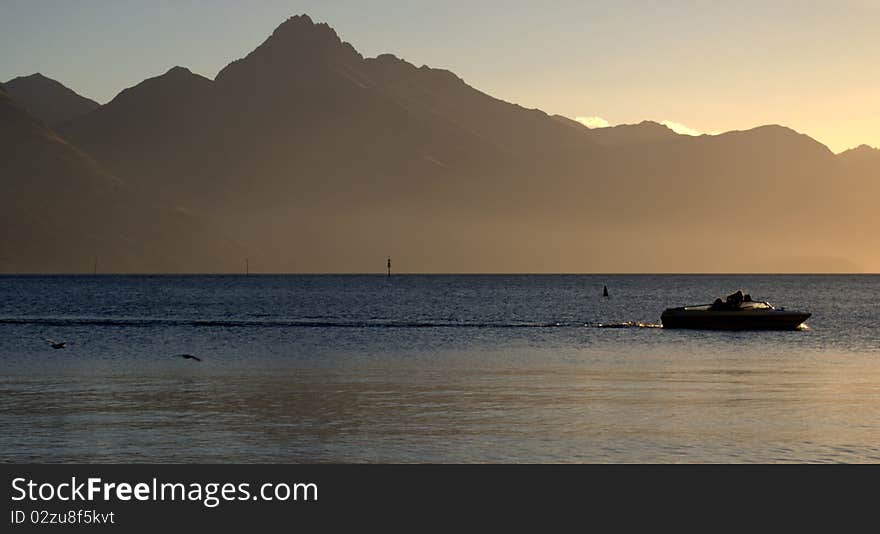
xmin=387 ymin=256 xmax=391 ymax=277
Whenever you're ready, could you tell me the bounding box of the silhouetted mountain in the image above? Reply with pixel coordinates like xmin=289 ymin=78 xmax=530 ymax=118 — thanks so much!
xmin=60 ymin=66 xmax=216 ymax=203
xmin=360 ymin=52 xmax=594 ymax=154
xmin=61 ymin=15 xmax=598 ymax=245
xmin=834 ymin=144 xmax=880 ymax=229
xmin=0 ymin=86 xmax=240 ymax=273
xmin=4 ymin=73 xmax=99 ymax=127
xmin=838 ymin=144 xmax=880 ymax=166
xmin=575 ymin=120 xmax=683 ymax=147
xmin=215 ymin=14 xmax=363 ymax=85
xmin=44 ymin=14 xmax=880 ymax=272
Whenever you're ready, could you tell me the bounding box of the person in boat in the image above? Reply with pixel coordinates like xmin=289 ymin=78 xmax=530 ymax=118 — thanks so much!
xmin=708 ymin=290 xmax=748 ymax=310
xmin=726 ymin=290 xmax=745 ymax=307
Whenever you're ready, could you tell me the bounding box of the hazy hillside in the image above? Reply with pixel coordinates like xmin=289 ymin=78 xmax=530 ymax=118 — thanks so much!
xmin=839 ymin=144 xmax=880 ymax=169
xmin=24 ymin=14 xmax=880 ymax=272
xmin=4 ymin=73 xmax=99 ymax=127
xmin=0 ymin=86 xmax=240 ymax=273
xmin=559 ymin=119 xmax=683 ymax=147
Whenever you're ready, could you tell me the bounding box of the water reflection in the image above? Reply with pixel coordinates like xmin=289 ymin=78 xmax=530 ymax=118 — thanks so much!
xmin=3 ymin=350 xmax=880 ymax=463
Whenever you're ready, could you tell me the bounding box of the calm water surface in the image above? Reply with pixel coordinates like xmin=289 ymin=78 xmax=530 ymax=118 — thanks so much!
xmin=1 ymin=275 xmax=878 ymax=462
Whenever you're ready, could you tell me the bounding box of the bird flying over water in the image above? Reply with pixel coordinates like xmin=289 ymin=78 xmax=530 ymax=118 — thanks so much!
xmin=176 ymin=353 xmax=202 ymax=362
xmin=46 ymin=339 xmax=67 ymax=349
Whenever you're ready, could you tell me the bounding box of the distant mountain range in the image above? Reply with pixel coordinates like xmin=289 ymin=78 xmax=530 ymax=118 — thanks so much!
xmin=2 ymin=14 xmax=878 ymax=273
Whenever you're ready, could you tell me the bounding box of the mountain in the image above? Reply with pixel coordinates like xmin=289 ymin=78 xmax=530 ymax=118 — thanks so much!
xmin=0 ymin=86 xmax=240 ymax=273
xmin=558 ymin=119 xmax=684 ymax=147
xmin=58 ymin=66 xmax=217 ymax=204
xmin=48 ymin=14 xmax=880 ymax=272
xmin=60 ymin=15 xmax=606 ymax=272
xmin=834 ymin=144 xmax=880 ymax=231
xmin=4 ymin=73 xmax=99 ymax=127
xmin=838 ymin=144 xmax=880 ymax=167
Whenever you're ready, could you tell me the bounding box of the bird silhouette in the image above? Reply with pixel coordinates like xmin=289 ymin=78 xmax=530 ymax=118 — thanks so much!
xmin=176 ymin=353 xmax=202 ymax=362
xmin=46 ymin=339 xmax=67 ymax=349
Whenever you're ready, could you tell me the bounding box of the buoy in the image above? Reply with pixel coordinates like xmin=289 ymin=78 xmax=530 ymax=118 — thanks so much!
xmin=603 ymin=285 xmax=609 ymax=297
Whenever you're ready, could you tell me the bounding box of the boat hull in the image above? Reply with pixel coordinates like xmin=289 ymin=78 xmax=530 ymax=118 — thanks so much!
xmin=660 ymin=309 xmax=810 ymax=330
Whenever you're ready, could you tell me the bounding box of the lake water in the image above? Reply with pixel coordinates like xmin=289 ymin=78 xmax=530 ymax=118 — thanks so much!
xmin=1 ymin=274 xmax=879 ymax=463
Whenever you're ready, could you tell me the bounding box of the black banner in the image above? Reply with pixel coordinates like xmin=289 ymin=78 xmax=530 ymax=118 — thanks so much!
xmin=1 ymin=464 xmax=873 ymax=531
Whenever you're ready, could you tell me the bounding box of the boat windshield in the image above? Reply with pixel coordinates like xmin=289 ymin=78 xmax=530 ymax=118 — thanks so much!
xmin=684 ymin=301 xmax=775 ymax=311
xmin=740 ymin=301 xmax=774 ymax=310
xmin=683 ymin=305 xmax=712 ymax=311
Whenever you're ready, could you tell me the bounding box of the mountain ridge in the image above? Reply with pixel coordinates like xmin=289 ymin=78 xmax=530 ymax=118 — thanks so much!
xmin=6 ymin=14 xmax=879 ymax=272
xmin=0 ymin=85 xmax=241 ymax=273
xmin=4 ymin=73 xmax=99 ymax=127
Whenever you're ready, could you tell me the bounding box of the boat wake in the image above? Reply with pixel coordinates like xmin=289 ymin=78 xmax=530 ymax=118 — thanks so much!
xmin=0 ymin=316 xmax=665 ymax=329
xmin=595 ymin=321 xmax=663 ymax=329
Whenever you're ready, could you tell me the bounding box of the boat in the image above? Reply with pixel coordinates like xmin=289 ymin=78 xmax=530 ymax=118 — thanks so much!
xmin=660 ymin=290 xmax=810 ymax=330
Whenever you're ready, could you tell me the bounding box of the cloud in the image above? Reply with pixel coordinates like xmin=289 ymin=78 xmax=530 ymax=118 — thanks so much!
xmin=660 ymin=120 xmax=702 ymax=136
xmin=575 ymin=116 xmax=610 ymax=129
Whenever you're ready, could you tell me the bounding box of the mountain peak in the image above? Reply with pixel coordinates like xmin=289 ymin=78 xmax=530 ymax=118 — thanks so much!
xmin=7 ymin=72 xmax=63 ymax=89
xmin=272 ymin=14 xmax=318 ymax=35
xmin=165 ymin=66 xmax=194 ymax=76
xmin=581 ymin=119 xmax=681 ymax=147
xmin=636 ymin=120 xmax=675 ymax=132
xmin=15 ymin=72 xmax=48 ymax=81
xmin=841 ymin=144 xmax=878 ymax=154
xmin=749 ymin=124 xmax=797 ymax=135
xmin=838 ymin=143 xmax=880 ymax=165
xmin=266 ymin=14 xmax=360 ymax=58
xmin=102 ymin=66 xmax=212 ymax=109
xmin=3 ymin=72 xmax=99 ymax=126
xmin=215 ymin=14 xmax=362 ymax=85
xmin=703 ymin=124 xmax=835 ymax=162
